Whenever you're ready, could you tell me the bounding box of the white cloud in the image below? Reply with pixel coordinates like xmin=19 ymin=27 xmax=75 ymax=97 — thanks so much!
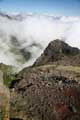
xmin=0 ymin=14 xmax=80 ymax=69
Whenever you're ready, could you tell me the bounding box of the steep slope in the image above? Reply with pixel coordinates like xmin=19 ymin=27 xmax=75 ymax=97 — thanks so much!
xmin=10 ymin=40 xmax=80 ymax=120
xmin=34 ymin=39 xmax=80 ymax=66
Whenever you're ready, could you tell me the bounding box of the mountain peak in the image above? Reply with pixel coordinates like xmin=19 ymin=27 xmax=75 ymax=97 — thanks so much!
xmin=34 ymin=39 xmax=80 ymax=66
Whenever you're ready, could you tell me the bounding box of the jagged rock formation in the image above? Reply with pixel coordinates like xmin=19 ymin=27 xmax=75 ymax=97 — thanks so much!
xmin=10 ymin=40 xmax=80 ymax=120
xmin=34 ymin=39 xmax=80 ymax=66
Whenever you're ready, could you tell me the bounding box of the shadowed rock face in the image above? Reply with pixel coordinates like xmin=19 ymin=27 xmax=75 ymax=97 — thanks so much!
xmin=10 ymin=40 xmax=80 ymax=120
xmin=33 ymin=39 xmax=80 ymax=66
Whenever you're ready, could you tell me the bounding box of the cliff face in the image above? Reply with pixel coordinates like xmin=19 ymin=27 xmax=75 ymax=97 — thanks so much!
xmin=10 ymin=40 xmax=80 ymax=120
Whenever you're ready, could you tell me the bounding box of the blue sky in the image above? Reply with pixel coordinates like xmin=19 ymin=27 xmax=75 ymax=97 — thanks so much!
xmin=0 ymin=0 xmax=80 ymax=16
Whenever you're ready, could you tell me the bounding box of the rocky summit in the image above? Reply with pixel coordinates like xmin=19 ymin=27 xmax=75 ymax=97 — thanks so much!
xmin=10 ymin=40 xmax=80 ymax=120
xmin=34 ymin=39 xmax=80 ymax=66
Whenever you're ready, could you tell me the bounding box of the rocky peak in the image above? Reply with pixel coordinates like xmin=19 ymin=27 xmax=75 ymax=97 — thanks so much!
xmin=34 ymin=39 xmax=80 ymax=66
xmin=48 ymin=39 xmax=80 ymax=55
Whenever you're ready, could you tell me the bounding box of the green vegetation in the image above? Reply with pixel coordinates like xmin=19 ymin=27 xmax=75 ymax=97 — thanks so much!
xmin=3 ymin=73 xmax=16 ymax=87
xmin=0 ymin=63 xmax=16 ymax=87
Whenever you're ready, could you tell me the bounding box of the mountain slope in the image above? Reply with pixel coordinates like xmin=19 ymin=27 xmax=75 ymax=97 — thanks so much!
xmin=10 ymin=40 xmax=80 ymax=120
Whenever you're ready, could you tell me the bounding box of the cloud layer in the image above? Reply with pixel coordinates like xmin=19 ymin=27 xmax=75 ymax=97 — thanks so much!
xmin=0 ymin=14 xmax=80 ymax=69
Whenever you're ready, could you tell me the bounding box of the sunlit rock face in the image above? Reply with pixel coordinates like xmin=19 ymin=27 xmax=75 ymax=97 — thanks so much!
xmin=0 ymin=12 xmax=80 ymax=69
xmin=0 ymin=70 xmax=10 ymax=120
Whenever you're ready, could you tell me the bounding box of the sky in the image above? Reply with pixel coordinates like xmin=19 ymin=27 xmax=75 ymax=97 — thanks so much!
xmin=0 ymin=0 xmax=80 ymax=16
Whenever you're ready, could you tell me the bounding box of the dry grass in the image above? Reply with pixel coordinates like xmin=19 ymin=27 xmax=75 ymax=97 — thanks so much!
xmin=33 ymin=64 xmax=80 ymax=73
